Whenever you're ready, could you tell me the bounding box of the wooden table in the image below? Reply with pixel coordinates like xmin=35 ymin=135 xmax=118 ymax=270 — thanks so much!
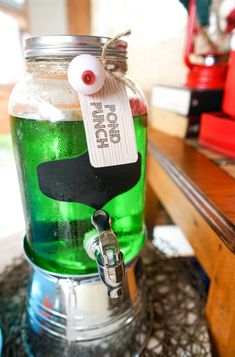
xmin=146 ymin=128 xmax=235 ymax=357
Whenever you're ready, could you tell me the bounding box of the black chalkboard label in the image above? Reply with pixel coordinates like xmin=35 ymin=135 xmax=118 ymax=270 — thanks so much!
xmin=37 ymin=152 xmax=141 ymax=209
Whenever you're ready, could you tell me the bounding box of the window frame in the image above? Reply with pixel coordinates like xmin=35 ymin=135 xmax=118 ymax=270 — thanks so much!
xmin=0 ymin=1 xmax=28 ymax=133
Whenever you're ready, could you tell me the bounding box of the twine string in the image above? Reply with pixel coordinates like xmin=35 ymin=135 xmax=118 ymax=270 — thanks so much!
xmin=101 ymin=30 xmax=137 ymax=94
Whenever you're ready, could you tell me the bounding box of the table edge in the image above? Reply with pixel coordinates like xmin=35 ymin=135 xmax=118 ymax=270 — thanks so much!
xmin=148 ymin=143 xmax=235 ymax=253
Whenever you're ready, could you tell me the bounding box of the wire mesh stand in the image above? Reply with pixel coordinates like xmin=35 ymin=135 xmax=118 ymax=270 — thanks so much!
xmin=0 ymin=241 xmax=211 ymax=356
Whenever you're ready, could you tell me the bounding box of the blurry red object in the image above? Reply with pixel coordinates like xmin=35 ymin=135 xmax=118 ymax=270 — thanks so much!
xmin=184 ymin=0 xmax=227 ymax=89
xmin=223 ymin=48 xmax=235 ymax=118
xmin=199 ymin=112 xmax=235 ymax=158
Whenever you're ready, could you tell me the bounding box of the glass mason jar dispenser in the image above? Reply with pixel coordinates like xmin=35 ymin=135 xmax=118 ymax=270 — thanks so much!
xmin=9 ymin=35 xmax=149 ymax=356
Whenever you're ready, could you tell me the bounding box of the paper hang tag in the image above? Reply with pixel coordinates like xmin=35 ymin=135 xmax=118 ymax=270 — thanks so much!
xmin=78 ymin=74 xmax=138 ymax=168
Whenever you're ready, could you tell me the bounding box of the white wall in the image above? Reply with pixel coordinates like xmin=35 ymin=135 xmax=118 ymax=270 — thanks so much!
xmin=27 ymin=0 xmax=68 ymax=36
xmin=91 ymin=0 xmax=188 ymax=95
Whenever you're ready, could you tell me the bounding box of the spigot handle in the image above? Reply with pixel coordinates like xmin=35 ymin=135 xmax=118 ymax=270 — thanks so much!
xmin=92 ymin=210 xmax=120 ymax=265
xmin=90 ymin=210 xmax=125 ymax=298
xmin=92 ymin=209 xmax=110 ymax=233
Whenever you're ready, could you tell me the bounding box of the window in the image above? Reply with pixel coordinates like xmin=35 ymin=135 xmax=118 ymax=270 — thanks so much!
xmin=0 ymin=0 xmax=28 ymax=133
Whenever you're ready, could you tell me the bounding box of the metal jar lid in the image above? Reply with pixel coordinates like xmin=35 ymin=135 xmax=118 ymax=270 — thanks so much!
xmin=24 ymin=35 xmax=128 ymax=61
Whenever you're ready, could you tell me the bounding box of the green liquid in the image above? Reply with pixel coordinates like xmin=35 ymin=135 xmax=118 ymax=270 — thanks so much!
xmin=11 ymin=116 xmax=147 ymax=274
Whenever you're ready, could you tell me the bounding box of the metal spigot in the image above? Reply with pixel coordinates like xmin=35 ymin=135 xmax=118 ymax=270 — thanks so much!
xmin=87 ymin=210 xmax=125 ymax=299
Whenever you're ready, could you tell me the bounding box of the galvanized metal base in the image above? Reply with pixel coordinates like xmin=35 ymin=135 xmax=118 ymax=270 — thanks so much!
xmin=22 ymin=249 xmax=149 ymax=357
